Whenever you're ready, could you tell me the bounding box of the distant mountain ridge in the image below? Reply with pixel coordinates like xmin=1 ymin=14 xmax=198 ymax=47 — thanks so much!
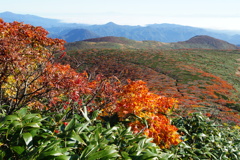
xmin=0 ymin=11 xmax=62 ymax=28
xmin=1 ymin=11 xmax=240 ymax=45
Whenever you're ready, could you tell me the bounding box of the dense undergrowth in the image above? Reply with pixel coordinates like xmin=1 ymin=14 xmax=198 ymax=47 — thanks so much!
xmin=0 ymin=19 xmax=239 ymax=159
xmin=0 ymin=107 xmax=239 ymax=160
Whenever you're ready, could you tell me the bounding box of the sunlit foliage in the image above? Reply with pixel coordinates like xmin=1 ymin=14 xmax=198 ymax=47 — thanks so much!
xmin=0 ymin=19 xmax=181 ymax=149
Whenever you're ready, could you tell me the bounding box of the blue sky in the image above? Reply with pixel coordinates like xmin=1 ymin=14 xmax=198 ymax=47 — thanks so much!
xmin=1 ymin=0 xmax=240 ymax=30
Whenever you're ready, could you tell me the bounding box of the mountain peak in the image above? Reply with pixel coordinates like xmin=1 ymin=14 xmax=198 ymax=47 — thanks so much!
xmin=187 ymin=35 xmax=226 ymax=44
xmin=2 ymin=11 xmax=13 ymax=14
xmin=105 ymin=22 xmax=117 ymax=26
xmin=63 ymin=29 xmax=100 ymax=42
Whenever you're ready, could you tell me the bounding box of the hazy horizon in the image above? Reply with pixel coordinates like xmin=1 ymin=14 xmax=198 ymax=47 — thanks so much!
xmin=1 ymin=0 xmax=240 ymax=31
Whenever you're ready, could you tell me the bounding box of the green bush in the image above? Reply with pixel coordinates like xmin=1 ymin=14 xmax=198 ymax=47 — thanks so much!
xmin=170 ymin=112 xmax=240 ymax=160
xmin=1 ymin=106 xmax=239 ymax=160
xmin=0 ymin=107 xmax=171 ymax=160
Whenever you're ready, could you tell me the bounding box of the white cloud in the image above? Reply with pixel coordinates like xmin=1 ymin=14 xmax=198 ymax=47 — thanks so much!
xmin=2 ymin=0 xmax=240 ymax=31
xmin=54 ymin=13 xmax=240 ymax=31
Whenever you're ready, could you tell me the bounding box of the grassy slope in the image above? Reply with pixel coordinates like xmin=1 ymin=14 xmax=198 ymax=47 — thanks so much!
xmin=60 ymin=44 xmax=240 ymax=125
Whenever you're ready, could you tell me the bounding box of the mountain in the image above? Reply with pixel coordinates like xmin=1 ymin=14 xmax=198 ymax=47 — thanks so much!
xmin=0 ymin=11 xmax=89 ymax=37
xmin=228 ymin=34 xmax=240 ymax=45
xmin=85 ymin=22 xmax=139 ymax=38
xmin=0 ymin=11 xmax=62 ymax=28
xmin=175 ymin=35 xmax=240 ymax=50
xmin=62 ymin=29 xmax=100 ymax=42
xmin=47 ymin=24 xmax=240 ymax=45
xmin=85 ymin=23 xmax=240 ymax=45
xmin=66 ymin=36 xmax=239 ymax=50
xmin=79 ymin=22 xmax=209 ymax=42
xmin=122 ymin=23 xmax=208 ymax=42
xmin=1 ymin=12 xmax=240 ymax=45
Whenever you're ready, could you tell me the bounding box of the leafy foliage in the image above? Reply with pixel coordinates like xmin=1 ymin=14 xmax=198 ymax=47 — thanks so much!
xmin=171 ymin=113 xmax=240 ymax=160
xmin=0 ymin=19 xmax=65 ymax=114
xmin=0 ymin=107 xmax=169 ymax=160
xmin=102 ymin=80 xmax=181 ymax=148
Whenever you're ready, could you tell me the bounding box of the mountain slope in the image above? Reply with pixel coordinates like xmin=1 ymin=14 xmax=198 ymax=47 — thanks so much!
xmin=0 ymin=11 xmax=62 ymax=28
xmin=83 ymin=36 xmax=137 ymax=44
xmin=62 ymin=29 xmax=100 ymax=42
xmin=57 ymin=48 xmax=240 ymax=125
xmin=0 ymin=11 xmax=89 ymax=37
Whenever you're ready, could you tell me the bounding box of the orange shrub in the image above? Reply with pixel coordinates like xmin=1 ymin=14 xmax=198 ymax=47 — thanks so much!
xmin=104 ymin=80 xmax=181 ymax=148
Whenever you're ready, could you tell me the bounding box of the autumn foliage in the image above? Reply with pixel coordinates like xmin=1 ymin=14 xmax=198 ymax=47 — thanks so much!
xmin=0 ymin=19 xmax=65 ymax=114
xmin=0 ymin=19 xmax=181 ymax=148
xmin=113 ymin=80 xmax=181 ymax=148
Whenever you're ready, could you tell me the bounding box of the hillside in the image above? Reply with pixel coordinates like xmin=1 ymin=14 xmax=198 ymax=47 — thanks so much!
xmin=176 ymin=35 xmax=240 ymax=50
xmin=65 ymin=36 xmax=240 ymax=50
xmin=58 ymin=47 xmax=240 ymax=125
xmin=83 ymin=36 xmax=135 ymax=44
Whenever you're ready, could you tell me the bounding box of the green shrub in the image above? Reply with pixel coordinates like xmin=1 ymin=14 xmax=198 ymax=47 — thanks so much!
xmin=0 ymin=107 xmax=170 ymax=160
xmin=170 ymin=112 xmax=240 ymax=160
